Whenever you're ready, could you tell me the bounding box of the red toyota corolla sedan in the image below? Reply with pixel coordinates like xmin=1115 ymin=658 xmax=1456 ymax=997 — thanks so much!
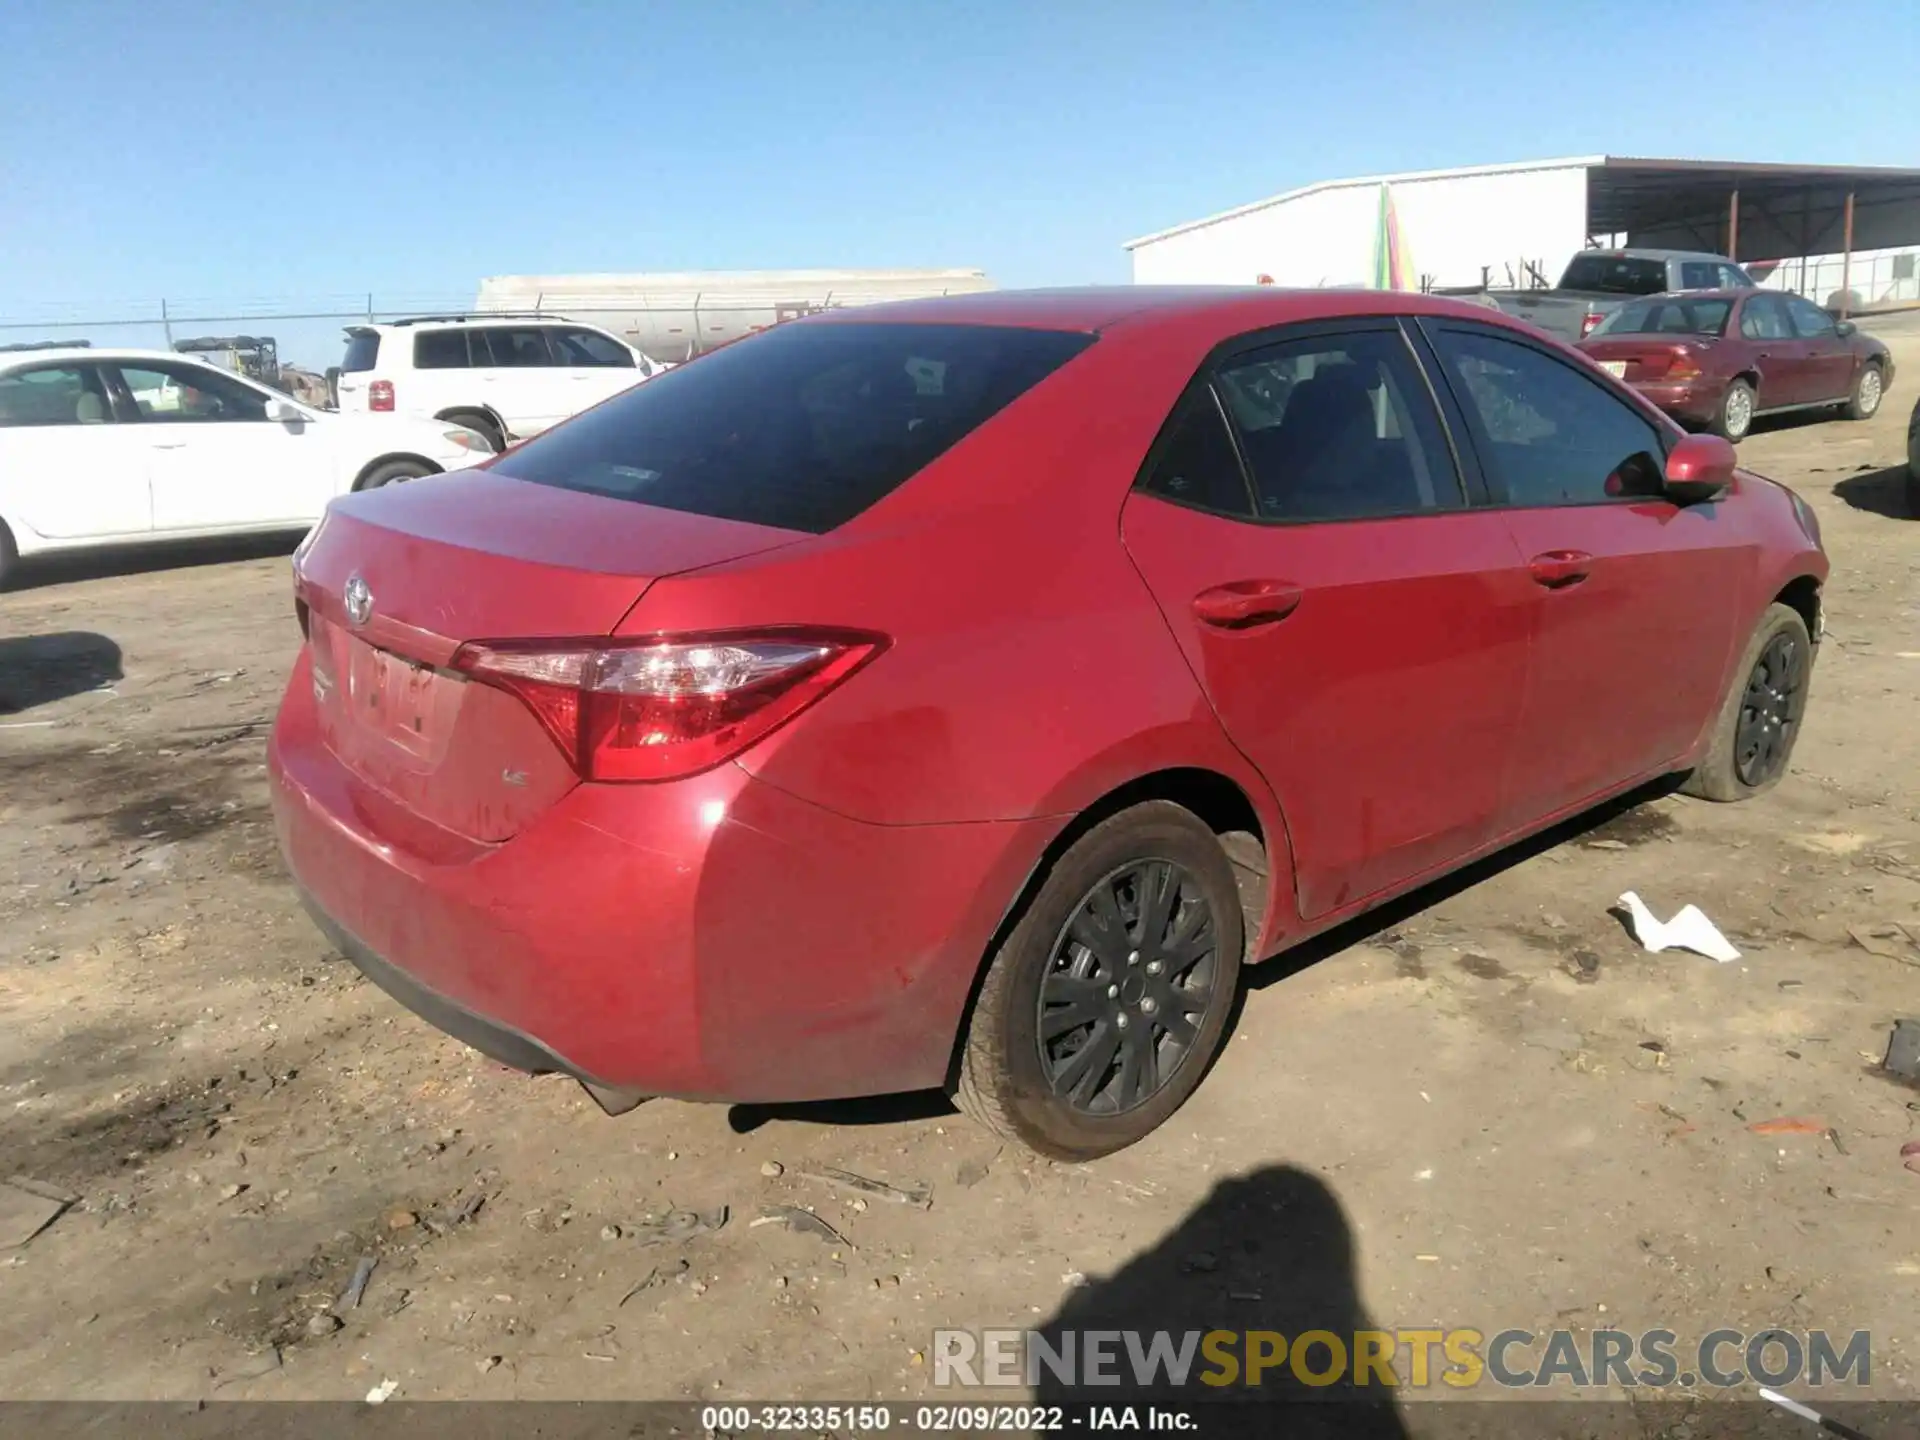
xmin=272 ymin=288 xmax=1828 ymax=1160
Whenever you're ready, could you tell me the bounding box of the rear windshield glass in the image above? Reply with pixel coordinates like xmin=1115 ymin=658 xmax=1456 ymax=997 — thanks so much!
xmin=1592 ymin=297 xmax=1733 ymax=338
xmin=490 ymin=322 xmax=1095 ymax=534
xmin=1560 ymin=255 xmax=1670 ymax=296
xmin=341 ymin=331 xmax=381 ymax=373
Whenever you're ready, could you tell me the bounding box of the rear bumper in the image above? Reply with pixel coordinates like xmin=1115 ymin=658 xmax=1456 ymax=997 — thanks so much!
xmin=1632 ymin=380 xmax=1717 ymax=424
xmin=270 ymin=651 xmax=1055 ymax=1103
xmin=297 ymin=889 xmax=591 ymax=1079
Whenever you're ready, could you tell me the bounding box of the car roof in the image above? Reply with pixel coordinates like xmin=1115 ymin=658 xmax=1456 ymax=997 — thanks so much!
xmin=811 ymin=285 xmax=1523 ymax=337
xmin=1579 ymin=247 xmax=1736 ymax=263
xmin=0 ymin=346 xmax=227 ymax=369
xmin=351 ymin=313 xmax=582 ymax=333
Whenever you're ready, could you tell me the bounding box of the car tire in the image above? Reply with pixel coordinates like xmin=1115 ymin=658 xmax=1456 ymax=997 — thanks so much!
xmin=0 ymin=521 xmax=16 ymax=590
xmin=953 ymin=801 xmax=1245 ymax=1162
xmin=357 ymin=459 xmax=436 ymax=490
xmin=1711 ymin=379 xmax=1756 ymax=442
xmin=1681 ymin=602 xmax=1814 ymax=803
xmin=1844 ymin=363 xmax=1884 ymax=421
xmin=442 ymin=411 xmax=504 ymax=454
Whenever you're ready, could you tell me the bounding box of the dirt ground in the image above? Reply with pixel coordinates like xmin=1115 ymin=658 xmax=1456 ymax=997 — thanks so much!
xmin=1 ymin=329 xmax=1916 ymax=1419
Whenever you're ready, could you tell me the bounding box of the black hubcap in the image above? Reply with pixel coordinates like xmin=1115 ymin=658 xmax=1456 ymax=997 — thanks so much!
xmin=1036 ymin=860 xmax=1220 ymax=1116
xmin=1734 ymin=631 xmax=1805 ymax=786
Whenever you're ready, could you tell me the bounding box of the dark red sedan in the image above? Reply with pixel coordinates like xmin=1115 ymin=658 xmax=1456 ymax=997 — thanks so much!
xmin=272 ymin=288 xmax=1827 ymax=1160
xmin=1578 ymin=289 xmax=1892 ymax=441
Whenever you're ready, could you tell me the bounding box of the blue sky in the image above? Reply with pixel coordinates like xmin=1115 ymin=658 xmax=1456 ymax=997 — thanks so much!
xmin=0 ymin=0 xmax=1909 ymax=366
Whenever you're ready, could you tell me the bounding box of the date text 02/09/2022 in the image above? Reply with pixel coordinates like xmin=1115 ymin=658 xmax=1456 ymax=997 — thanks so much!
xmin=699 ymin=1404 xmax=1197 ymax=1432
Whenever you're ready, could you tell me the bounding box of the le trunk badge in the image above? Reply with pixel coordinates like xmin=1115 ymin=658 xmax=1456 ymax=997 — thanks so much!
xmin=343 ymin=575 xmax=373 ymax=628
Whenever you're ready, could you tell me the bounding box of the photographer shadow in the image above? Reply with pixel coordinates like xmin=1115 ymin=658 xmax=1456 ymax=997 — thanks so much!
xmin=1033 ymin=1164 xmax=1409 ymax=1438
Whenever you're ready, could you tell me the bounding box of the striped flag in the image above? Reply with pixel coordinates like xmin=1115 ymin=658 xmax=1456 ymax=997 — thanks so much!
xmin=1373 ymin=184 xmax=1418 ymax=291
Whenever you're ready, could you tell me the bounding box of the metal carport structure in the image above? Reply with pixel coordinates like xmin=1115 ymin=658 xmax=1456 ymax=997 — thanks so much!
xmin=1593 ymin=157 xmax=1920 ymax=316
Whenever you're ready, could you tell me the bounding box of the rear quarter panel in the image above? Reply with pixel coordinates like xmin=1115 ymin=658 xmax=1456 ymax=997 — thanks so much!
xmin=613 ymin=324 xmax=1288 ymax=834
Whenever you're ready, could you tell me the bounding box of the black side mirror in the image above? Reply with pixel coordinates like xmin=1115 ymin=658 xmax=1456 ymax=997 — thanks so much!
xmin=1835 ymin=320 xmax=1857 ymax=338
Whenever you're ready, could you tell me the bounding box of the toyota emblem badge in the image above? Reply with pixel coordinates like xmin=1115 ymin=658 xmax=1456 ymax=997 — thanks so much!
xmin=344 ymin=574 xmax=373 ymax=628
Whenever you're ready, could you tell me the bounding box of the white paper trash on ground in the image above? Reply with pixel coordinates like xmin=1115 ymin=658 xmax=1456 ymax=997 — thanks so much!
xmin=1618 ymin=892 xmax=1742 ymax=963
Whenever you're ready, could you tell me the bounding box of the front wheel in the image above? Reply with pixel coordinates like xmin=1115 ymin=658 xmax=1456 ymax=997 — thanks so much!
xmin=953 ymin=801 xmax=1244 ymax=1161
xmin=1845 ymin=363 xmax=1884 ymax=421
xmin=1712 ymin=379 xmax=1756 ymax=442
xmin=1681 ymin=602 xmax=1813 ymax=802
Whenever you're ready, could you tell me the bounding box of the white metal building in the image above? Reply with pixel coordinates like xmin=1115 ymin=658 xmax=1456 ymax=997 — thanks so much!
xmin=474 ymin=268 xmax=994 ymax=362
xmin=1125 ymin=156 xmax=1920 ymax=310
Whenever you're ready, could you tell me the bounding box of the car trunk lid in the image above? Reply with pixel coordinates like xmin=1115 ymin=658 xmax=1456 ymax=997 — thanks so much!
xmin=1581 ymin=336 xmax=1714 ymax=382
xmin=292 ymin=471 xmax=806 ymax=841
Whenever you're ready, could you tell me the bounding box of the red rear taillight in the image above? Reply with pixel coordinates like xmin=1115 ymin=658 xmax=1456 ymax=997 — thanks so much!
xmin=452 ymin=630 xmax=886 ymax=783
xmin=369 ymin=379 xmax=394 ymax=411
xmin=1579 ymin=312 xmax=1606 ymax=338
xmin=1666 ymin=351 xmax=1703 ymax=381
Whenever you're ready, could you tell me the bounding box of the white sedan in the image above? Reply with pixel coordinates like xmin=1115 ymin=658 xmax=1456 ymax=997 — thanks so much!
xmin=0 ymin=346 xmax=494 ymax=585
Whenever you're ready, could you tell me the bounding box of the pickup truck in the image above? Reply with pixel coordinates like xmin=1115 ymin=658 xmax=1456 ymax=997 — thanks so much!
xmin=1487 ymin=248 xmax=1757 ymax=342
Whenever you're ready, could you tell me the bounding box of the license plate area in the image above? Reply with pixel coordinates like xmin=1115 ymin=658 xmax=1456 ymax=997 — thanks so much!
xmin=1600 ymin=360 xmax=1629 ymax=379
xmin=345 ymin=640 xmax=457 ymax=758
xmin=301 ymin=612 xmax=573 ymax=843
xmin=310 ymin=610 xmax=464 ymax=769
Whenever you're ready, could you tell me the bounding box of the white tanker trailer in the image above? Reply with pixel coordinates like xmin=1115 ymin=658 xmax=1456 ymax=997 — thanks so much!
xmin=473 ymin=268 xmax=995 ymax=364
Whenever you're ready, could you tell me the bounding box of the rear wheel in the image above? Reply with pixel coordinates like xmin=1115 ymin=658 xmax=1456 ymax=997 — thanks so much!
xmin=357 ymin=458 xmax=435 ymax=490
xmin=1681 ymin=602 xmax=1813 ymax=802
xmin=441 ymin=410 xmax=504 ymax=454
xmin=0 ymin=521 xmax=16 ymax=589
xmin=1845 ymin=363 xmax=1884 ymax=421
xmin=1712 ymin=379 xmax=1755 ymax=442
xmin=953 ymin=801 xmax=1244 ymax=1161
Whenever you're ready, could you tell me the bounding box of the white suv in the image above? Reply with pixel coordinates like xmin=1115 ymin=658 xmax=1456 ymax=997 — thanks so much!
xmin=333 ymin=315 xmax=661 ymax=452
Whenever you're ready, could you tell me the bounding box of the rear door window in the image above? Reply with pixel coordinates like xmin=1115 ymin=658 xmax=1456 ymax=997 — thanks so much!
xmin=0 ymin=365 xmax=114 ymax=427
xmin=1216 ymin=330 xmax=1463 ymax=522
xmin=490 ymin=322 xmax=1094 ymax=534
xmin=1430 ymin=328 xmax=1667 ymax=506
xmin=1137 ymin=387 xmax=1254 ymax=516
xmin=547 ymin=327 xmax=634 ymax=368
xmin=481 ymin=328 xmax=556 ymax=367
xmin=341 ymin=332 xmax=381 ymax=373
xmin=1679 ymin=261 xmax=1719 ymax=289
xmin=413 ymin=330 xmax=470 ymax=369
